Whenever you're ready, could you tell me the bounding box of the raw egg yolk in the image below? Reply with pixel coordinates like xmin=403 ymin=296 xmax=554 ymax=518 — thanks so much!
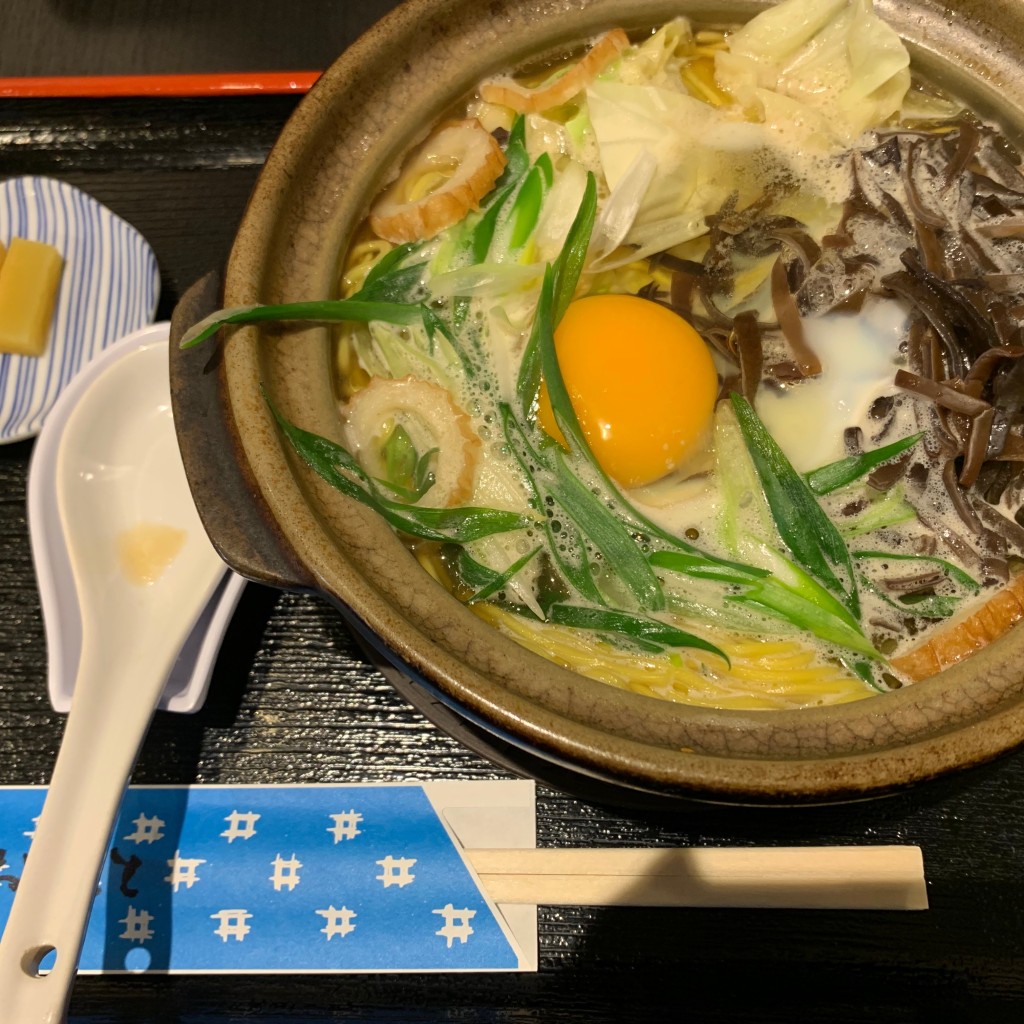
xmin=537 ymin=294 xmax=718 ymax=489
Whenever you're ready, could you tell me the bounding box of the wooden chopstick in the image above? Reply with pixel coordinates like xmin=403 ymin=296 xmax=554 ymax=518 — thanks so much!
xmin=0 ymin=71 xmax=321 ymax=98
xmin=465 ymin=846 xmax=928 ymax=910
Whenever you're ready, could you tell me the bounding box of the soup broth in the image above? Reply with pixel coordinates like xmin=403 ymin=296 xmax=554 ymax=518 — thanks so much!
xmin=288 ymin=0 xmax=1024 ymax=709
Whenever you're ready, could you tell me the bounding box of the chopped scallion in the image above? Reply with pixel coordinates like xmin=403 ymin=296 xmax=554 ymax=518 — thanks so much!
xmin=269 ymin=399 xmax=531 ymax=544
xmin=805 ymin=432 xmax=923 ymax=495
xmin=545 ymin=604 xmax=729 ymax=663
xmin=730 ymin=393 xmax=860 ymax=616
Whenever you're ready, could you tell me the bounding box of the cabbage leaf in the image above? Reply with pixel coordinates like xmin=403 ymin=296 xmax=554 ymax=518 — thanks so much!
xmin=585 ymin=80 xmax=767 ymax=251
xmin=715 ymin=0 xmax=910 ymax=143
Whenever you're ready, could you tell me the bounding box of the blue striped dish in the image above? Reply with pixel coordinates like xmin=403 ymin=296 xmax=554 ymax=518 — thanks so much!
xmin=0 ymin=176 xmax=159 ymax=444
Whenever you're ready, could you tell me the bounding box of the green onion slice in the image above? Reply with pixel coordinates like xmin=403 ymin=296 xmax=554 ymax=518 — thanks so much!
xmin=180 ymin=298 xmax=440 ymax=351
xmin=545 ymin=604 xmax=729 ymax=663
xmin=852 ymin=549 xmax=980 ymax=591
xmin=508 ymin=162 xmax=547 ymax=249
xmin=805 ymin=432 xmax=924 ymax=495
xmin=467 ymin=546 xmax=543 ymax=604
xmin=270 ymin=400 xmax=531 ymax=543
xmin=730 ymin=393 xmax=860 ymax=616
xmin=353 ymin=241 xmax=425 ymax=302
xmin=500 ymin=403 xmax=662 ymax=610
xmin=858 ymin=574 xmax=964 ymax=621
xmin=516 ymin=173 xmax=597 ymax=417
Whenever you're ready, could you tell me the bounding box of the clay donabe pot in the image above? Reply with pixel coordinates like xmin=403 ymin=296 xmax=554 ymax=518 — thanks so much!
xmin=170 ymin=0 xmax=1024 ymax=804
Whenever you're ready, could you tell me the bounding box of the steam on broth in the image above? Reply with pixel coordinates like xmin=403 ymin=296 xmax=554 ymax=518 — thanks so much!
xmin=185 ymin=0 xmax=1024 ymax=710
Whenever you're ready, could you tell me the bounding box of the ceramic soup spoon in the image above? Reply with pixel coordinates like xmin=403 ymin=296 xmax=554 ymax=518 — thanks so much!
xmin=0 ymin=341 xmax=227 ymax=1023
xmin=27 ymin=324 xmax=247 ymax=716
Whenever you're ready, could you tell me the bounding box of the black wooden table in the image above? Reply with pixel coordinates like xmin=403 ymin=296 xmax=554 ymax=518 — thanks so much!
xmin=2 ymin=2 xmax=1024 ymax=1020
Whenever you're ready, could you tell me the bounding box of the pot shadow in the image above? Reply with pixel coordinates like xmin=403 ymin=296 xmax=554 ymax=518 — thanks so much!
xmin=98 ymin=792 xmax=187 ymax=974
xmin=132 ymin=582 xmax=279 ymax=782
xmin=90 ymin=584 xmax=278 ymax=971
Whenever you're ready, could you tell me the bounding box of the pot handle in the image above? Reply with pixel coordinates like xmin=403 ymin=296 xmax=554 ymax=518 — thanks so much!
xmin=169 ymin=272 xmax=314 ymax=591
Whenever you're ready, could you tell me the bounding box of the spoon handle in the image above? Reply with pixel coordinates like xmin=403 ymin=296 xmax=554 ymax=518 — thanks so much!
xmin=0 ymin=651 xmax=167 ymax=1024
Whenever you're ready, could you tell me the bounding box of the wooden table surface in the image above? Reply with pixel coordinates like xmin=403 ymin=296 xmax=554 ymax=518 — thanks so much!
xmin=3 ymin=2 xmax=1024 ymax=1020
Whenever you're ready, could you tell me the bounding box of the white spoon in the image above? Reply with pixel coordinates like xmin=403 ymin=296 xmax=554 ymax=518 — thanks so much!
xmin=0 ymin=340 xmax=227 ymax=1023
xmin=27 ymin=323 xmax=246 ymax=715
